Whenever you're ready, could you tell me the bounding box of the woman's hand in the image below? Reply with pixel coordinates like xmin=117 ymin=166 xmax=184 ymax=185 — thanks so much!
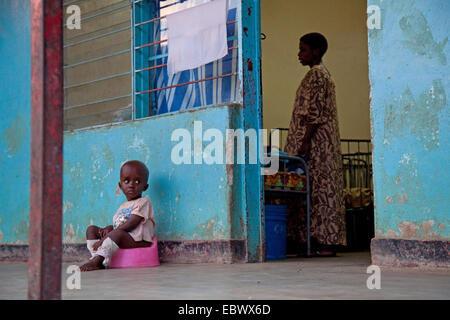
xmin=298 ymin=124 xmax=316 ymax=157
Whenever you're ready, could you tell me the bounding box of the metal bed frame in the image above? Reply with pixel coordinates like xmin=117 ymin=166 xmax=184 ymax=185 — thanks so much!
xmin=263 ymin=154 xmax=311 ymax=257
xmin=341 ymin=139 xmax=372 ymax=190
xmin=341 ymin=139 xmax=374 ymax=250
xmin=265 ymin=127 xmax=311 ymax=257
xmin=265 ymin=130 xmax=374 ymax=256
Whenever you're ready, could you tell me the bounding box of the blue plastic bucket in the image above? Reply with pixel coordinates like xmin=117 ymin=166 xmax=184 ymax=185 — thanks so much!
xmin=265 ymin=204 xmax=287 ymax=260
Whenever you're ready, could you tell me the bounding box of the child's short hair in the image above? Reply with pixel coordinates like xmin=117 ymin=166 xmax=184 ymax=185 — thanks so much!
xmin=121 ymin=160 xmax=149 ymax=183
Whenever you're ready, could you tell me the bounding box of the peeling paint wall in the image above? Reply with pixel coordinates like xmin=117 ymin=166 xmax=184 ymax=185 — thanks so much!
xmin=1 ymin=97 xmax=246 ymax=244
xmin=0 ymin=1 xmax=248 ymax=247
xmin=368 ymin=0 xmax=449 ymax=240
xmin=65 ymin=104 xmax=244 ymax=243
xmin=0 ymin=0 xmax=31 ymax=244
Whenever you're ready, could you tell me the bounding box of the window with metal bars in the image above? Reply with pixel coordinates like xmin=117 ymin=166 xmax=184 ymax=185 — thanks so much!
xmin=63 ymin=0 xmax=133 ymax=130
xmin=132 ymin=0 xmax=241 ymax=118
xmin=63 ymin=0 xmax=241 ymax=130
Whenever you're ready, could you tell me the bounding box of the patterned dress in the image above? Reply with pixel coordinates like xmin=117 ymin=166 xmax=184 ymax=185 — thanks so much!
xmin=285 ymin=64 xmax=346 ymax=246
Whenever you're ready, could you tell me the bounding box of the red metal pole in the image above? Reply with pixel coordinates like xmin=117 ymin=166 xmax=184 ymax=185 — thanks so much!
xmin=29 ymin=0 xmax=63 ymax=300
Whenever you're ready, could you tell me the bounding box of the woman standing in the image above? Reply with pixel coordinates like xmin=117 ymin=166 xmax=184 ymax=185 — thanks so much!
xmin=285 ymin=33 xmax=346 ymax=256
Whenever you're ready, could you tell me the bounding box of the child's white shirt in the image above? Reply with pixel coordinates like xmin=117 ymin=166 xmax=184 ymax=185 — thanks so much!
xmin=112 ymin=196 xmax=155 ymax=242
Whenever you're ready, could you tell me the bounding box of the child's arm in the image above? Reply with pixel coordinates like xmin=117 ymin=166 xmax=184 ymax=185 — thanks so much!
xmin=99 ymin=225 xmax=113 ymax=238
xmin=116 ymin=214 xmax=144 ymax=232
xmin=92 ymin=216 xmax=143 ymax=250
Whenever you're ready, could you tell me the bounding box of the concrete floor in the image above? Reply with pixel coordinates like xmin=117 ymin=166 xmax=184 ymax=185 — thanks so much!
xmin=0 ymin=252 xmax=449 ymax=300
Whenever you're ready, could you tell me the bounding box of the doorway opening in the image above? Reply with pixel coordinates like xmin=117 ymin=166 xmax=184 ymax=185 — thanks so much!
xmin=260 ymin=0 xmax=374 ymax=257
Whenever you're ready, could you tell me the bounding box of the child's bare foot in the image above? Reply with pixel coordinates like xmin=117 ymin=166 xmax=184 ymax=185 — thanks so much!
xmin=80 ymin=256 xmax=105 ymax=272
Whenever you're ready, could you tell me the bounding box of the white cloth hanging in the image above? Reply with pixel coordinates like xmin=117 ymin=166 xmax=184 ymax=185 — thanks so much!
xmin=166 ymin=0 xmax=228 ymax=77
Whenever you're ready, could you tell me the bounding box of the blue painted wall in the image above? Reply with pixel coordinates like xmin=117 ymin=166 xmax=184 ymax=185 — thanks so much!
xmin=0 ymin=1 xmax=250 ymax=246
xmin=1 ymin=93 xmax=247 ymax=244
xmin=368 ymin=0 xmax=449 ymax=240
xmin=62 ymin=104 xmax=246 ymax=243
xmin=0 ymin=0 xmax=31 ymax=244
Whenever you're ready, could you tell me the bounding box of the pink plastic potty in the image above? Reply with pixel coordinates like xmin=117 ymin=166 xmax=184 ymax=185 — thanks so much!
xmin=109 ymin=236 xmax=160 ymax=268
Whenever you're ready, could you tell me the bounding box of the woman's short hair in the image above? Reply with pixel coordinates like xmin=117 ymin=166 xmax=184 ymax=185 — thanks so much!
xmin=300 ymin=33 xmax=328 ymax=57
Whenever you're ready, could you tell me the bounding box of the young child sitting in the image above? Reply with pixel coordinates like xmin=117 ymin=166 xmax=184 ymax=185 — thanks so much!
xmin=80 ymin=160 xmax=156 ymax=271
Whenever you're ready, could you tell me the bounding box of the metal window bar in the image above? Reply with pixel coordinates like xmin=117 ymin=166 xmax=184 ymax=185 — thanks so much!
xmin=135 ymin=26 xmax=237 ymax=50
xmin=146 ymin=44 xmax=236 ymax=65
xmin=135 ymin=63 xmax=167 ymax=73
xmin=136 ymin=72 xmax=237 ymax=95
xmin=64 ymin=19 xmax=130 ymax=44
xmin=64 ymin=71 xmax=131 ymax=89
xmin=64 ymin=93 xmax=132 ymax=111
xmin=64 ymin=25 xmax=131 ymax=48
xmin=161 ymin=1 xmax=185 ymax=10
xmin=64 ymin=48 xmax=131 ymax=69
xmin=135 ymin=14 xmax=236 ymax=29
